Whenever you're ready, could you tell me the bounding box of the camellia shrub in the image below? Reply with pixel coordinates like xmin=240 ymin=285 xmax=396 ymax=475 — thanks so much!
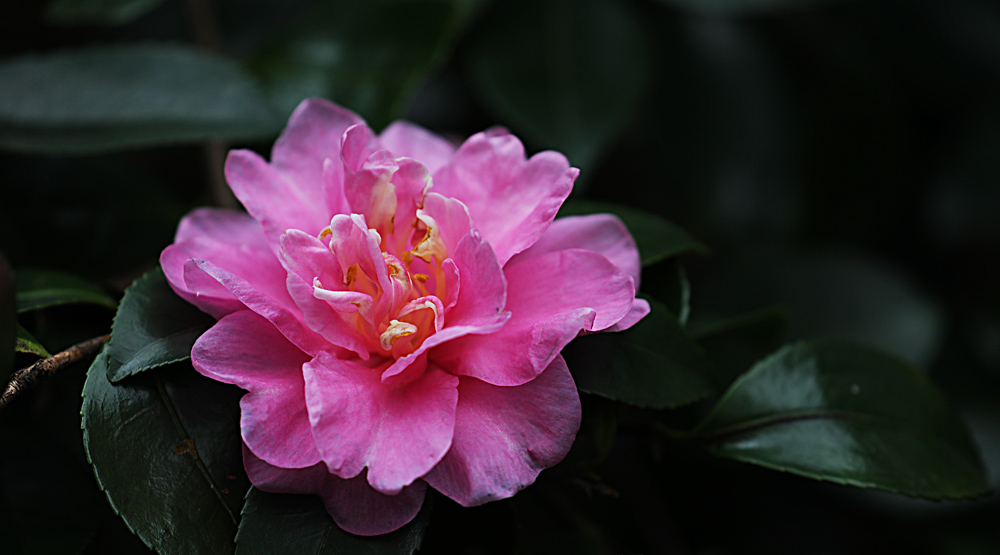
xmin=1 ymin=1 xmax=998 ymax=554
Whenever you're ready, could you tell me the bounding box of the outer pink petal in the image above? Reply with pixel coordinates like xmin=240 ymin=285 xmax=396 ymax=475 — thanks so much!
xmin=511 ymin=214 xmax=642 ymax=289
xmin=187 ymin=258 xmax=329 ymax=357
xmin=319 ymin=470 xmax=427 ymax=537
xmin=243 ymin=446 xmax=426 ymax=536
xmin=433 ymin=249 xmax=635 ymax=386
xmin=270 ymin=98 xmax=363 ymax=216
xmin=424 ymin=356 xmax=581 ymax=507
xmin=193 ymin=311 xmax=320 ymax=468
xmin=379 ymin=121 xmax=456 ymax=174
xmin=432 ymin=129 xmax=577 ymax=265
xmin=604 ymin=297 xmax=651 ymax=332
xmin=226 ymin=149 xmax=333 ymax=253
xmin=303 ymin=352 xmax=459 ymax=494
xmin=160 ymin=208 xmax=276 ymax=319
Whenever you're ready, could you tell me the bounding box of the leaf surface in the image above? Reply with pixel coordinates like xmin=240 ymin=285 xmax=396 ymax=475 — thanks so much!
xmin=82 ymin=350 xmax=249 ymax=554
xmin=694 ymin=339 xmax=991 ymax=499
xmin=107 ymin=267 xmax=214 ymax=382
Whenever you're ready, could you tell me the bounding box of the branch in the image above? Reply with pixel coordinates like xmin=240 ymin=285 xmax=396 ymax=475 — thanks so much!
xmin=0 ymin=334 xmax=109 ymax=411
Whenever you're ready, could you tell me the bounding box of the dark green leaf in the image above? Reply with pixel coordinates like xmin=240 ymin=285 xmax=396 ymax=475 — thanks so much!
xmin=0 ymin=255 xmax=13 ymax=381
xmin=558 ymin=200 xmax=708 ymax=267
xmin=107 ymin=267 xmax=214 ymax=382
xmin=15 ymin=268 xmax=116 ymax=313
xmin=466 ymin=0 xmax=650 ymax=171
xmin=248 ymin=0 xmax=465 ymax=130
xmin=235 ymin=487 xmax=430 ymax=555
xmin=0 ymin=44 xmax=282 ymax=153
xmin=694 ymin=339 xmax=991 ymax=499
xmin=82 ymin=350 xmax=249 ymax=555
xmin=15 ymin=324 xmax=50 ymax=358
xmin=45 ymin=0 xmax=166 ymax=25
xmin=563 ymin=298 xmax=716 ymax=409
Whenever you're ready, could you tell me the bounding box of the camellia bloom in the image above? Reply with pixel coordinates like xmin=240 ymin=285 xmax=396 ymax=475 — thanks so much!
xmin=160 ymin=98 xmax=649 ymax=535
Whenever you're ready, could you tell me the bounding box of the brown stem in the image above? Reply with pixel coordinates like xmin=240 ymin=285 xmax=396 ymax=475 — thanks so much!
xmin=0 ymin=334 xmax=109 ymax=412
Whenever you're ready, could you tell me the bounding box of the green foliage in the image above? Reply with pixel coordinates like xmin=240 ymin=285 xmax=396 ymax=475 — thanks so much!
xmin=0 ymin=44 xmax=282 ymax=153
xmin=107 ymin=268 xmax=213 ymax=382
xmin=466 ymin=0 xmax=650 ymax=171
xmin=45 ymin=0 xmax=167 ymax=25
xmin=82 ymin=349 xmax=248 ymax=555
xmin=15 ymin=268 xmax=116 ymax=313
xmin=236 ymin=488 xmax=431 ymax=555
xmin=693 ymin=339 xmax=991 ymax=499
xmin=564 ymin=298 xmax=716 ymax=409
xmin=558 ymin=200 xmax=708 ymax=267
xmin=248 ymin=0 xmax=465 ymax=130
xmin=15 ymin=324 xmax=50 ymax=358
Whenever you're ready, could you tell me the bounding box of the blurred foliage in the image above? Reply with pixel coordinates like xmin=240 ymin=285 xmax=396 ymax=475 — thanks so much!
xmin=2 ymin=0 xmax=999 ymax=553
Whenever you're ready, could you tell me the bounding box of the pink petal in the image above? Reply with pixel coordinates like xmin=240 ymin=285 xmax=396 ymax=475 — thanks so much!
xmin=433 ymin=249 xmax=635 ymax=386
xmin=424 ymin=356 xmax=581 ymax=506
xmin=442 ymin=229 xmax=506 ymax=327
xmin=243 ymin=446 xmax=427 ymax=536
xmin=226 ymin=149 xmax=333 ymax=253
xmin=187 ymin=258 xmax=329 ymax=357
xmin=244 ymin=444 xmax=329 ymax=495
xmin=193 ymin=311 xmax=320 ymax=468
xmin=160 ymin=208 xmax=276 ymax=319
xmin=414 ymin=192 xmax=473 ymax=264
xmin=379 ymin=121 xmax=456 ymax=174
xmin=303 ymin=352 xmax=459 ymax=494
xmin=432 ymin=130 xmax=577 ymax=265
xmin=604 ymin=297 xmax=651 ymax=332
xmin=511 ymin=213 xmax=642 ymax=289
xmin=270 ymin=98 xmax=363 ymax=216
xmin=319 ymin=469 xmax=427 ymax=537
xmin=342 ymin=125 xmax=431 ymax=254
xmin=279 ymin=229 xmax=374 ymax=358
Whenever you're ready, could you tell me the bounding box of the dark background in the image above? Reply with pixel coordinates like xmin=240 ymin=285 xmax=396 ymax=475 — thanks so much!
xmin=1 ymin=0 xmax=999 ymax=553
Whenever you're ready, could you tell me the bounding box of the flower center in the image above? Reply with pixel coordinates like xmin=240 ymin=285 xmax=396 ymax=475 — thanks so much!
xmin=313 ymin=211 xmax=450 ymax=360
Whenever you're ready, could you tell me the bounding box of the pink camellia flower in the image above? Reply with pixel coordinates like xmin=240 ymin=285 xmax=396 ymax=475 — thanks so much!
xmin=160 ymin=98 xmax=649 ymax=535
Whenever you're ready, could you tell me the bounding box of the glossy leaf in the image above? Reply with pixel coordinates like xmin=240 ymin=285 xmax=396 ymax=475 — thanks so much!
xmin=0 ymin=44 xmax=281 ymax=153
xmin=45 ymin=0 xmax=166 ymax=25
xmin=107 ymin=267 xmax=214 ymax=382
xmin=82 ymin=350 xmax=249 ymax=555
xmin=235 ymin=487 xmax=431 ymax=555
xmin=563 ymin=298 xmax=716 ymax=409
xmin=694 ymin=339 xmax=991 ymax=499
xmin=466 ymin=0 xmax=650 ymax=171
xmin=0 ymin=255 xmax=13 ymax=381
xmin=248 ymin=0 xmax=464 ymax=130
xmin=15 ymin=268 xmax=116 ymax=313
xmin=558 ymin=200 xmax=708 ymax=267
xmin=15 ymin=324 xmax=50 ymax=358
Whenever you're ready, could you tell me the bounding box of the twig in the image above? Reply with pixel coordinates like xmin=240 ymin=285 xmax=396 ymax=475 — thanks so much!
xmin=0 ymin=334 xmax=109 ymax=411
